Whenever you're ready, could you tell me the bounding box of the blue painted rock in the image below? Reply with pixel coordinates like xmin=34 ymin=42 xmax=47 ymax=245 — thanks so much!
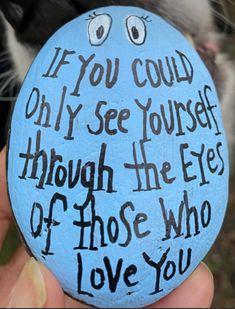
xmin=7 ymin=6 xmax=229 ymax=308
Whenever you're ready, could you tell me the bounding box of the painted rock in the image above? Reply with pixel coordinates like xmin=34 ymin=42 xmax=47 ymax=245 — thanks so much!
xmin=7 ymin=6 xmax=229 ymax=308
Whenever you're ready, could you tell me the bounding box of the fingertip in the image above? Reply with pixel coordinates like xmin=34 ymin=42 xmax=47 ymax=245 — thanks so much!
xmin=197 ymin=262 xmax=214 ymax=307
xmin=0 ymin=146 xmax=12 ymax=249
xmin=0 ymin=146 xmax=8 ymax=206
xmin=65 ymin=295 xmax=92 ymax=308
xmin=38 ymin=262 xmax=65 ymax=308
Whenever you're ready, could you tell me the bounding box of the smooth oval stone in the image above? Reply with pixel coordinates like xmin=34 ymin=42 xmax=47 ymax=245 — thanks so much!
xmin=7 ymin=6 xmax=229 ymax=308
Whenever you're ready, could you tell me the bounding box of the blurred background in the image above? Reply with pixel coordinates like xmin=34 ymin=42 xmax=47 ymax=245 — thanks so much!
xmin=205 ymin=1 xmax=235 ymax=307
xmin=0 ymin=1 xmax=234 ymax=307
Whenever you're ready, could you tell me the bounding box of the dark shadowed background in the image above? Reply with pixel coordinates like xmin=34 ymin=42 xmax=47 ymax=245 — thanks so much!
xmin=0 ymin=1 xmax=235 ymax=308
xmin=205 ymin=2 xmax=235 ymax=307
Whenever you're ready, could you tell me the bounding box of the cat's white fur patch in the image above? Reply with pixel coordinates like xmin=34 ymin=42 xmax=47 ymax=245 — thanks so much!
xmin=157 ymin=0 xmax=213 ymax=42
xmin=216 ymin=54 xmax=235 ymax=148
xmin=4 ymin=21 xmax=35 ymax=82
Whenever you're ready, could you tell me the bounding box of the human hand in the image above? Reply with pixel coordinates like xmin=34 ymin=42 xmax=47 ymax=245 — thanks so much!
xmin=0 ymin=146 xmax=214 ymax=308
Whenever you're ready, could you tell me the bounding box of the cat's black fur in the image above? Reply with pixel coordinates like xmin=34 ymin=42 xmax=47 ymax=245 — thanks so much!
xmin=0 ymin=0 xmax=230 ymax=47
xmin=0 ymin=0 xmax=227 ymax=89
xmin=0 ymin=0 xmax=234 ymax=150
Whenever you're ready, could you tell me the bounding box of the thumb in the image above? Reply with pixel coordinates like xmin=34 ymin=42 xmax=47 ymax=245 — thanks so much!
xmin=7 ymin=257 xmax=65 ymax=308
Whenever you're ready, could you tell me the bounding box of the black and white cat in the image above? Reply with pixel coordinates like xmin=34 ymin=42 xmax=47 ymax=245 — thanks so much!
xmin=0 ymin=0 xmax=234 ymax=148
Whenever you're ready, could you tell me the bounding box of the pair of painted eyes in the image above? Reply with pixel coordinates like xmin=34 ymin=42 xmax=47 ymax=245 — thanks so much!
xmin=88 ymin=14 xmax=148 ymax=46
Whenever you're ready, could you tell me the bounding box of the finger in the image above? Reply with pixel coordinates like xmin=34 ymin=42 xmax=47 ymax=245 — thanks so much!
xmin=147 ymin=263 xmax=214 ymax=308
xmin=64 ymin=295 xmax=91 ymax=308
xmin=41 ymin=263 xmax=90 ymax=308
xmin=0 ymin=146 xmax=12 ymax=249
xmin=7 ymin=246 xmax=29 ymax=273
xmin=34 ymin=261 xmax=91 ymax=308
xmin=4 ymin=255 xmax=91 ymax=308
xmin=0 ymin=246 xmax=29 ymax=305
xmin=5 ymin=257 xmax=65 ymax=308
xmin=40 ymin=262 xmax=65 ymax=308
xmin=0 ymin=147 xmax=88 ymax=308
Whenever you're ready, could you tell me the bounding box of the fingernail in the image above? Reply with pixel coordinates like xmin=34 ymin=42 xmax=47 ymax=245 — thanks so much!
xmin=201 ymin=261 xmax=213 ymax=274
xmin=8 ymin=258 xmax=47 ymax=308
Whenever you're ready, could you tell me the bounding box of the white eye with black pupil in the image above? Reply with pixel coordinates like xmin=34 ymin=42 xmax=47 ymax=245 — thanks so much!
xmin=126 ymin=16 xmax=146 ymax=45
xmin=88 ymin=14 xmax=112 ymax=46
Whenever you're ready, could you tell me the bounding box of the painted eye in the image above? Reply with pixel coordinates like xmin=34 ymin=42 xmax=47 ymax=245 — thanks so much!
xmin=88 ymin=14 xmax=112 ymax=46
xmin=126 ymin=16 xmax=146 ymax=45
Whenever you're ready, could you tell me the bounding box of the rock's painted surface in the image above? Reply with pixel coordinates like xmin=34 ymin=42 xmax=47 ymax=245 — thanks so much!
xmin=7 ymin=6 xmax=229 ymax=308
